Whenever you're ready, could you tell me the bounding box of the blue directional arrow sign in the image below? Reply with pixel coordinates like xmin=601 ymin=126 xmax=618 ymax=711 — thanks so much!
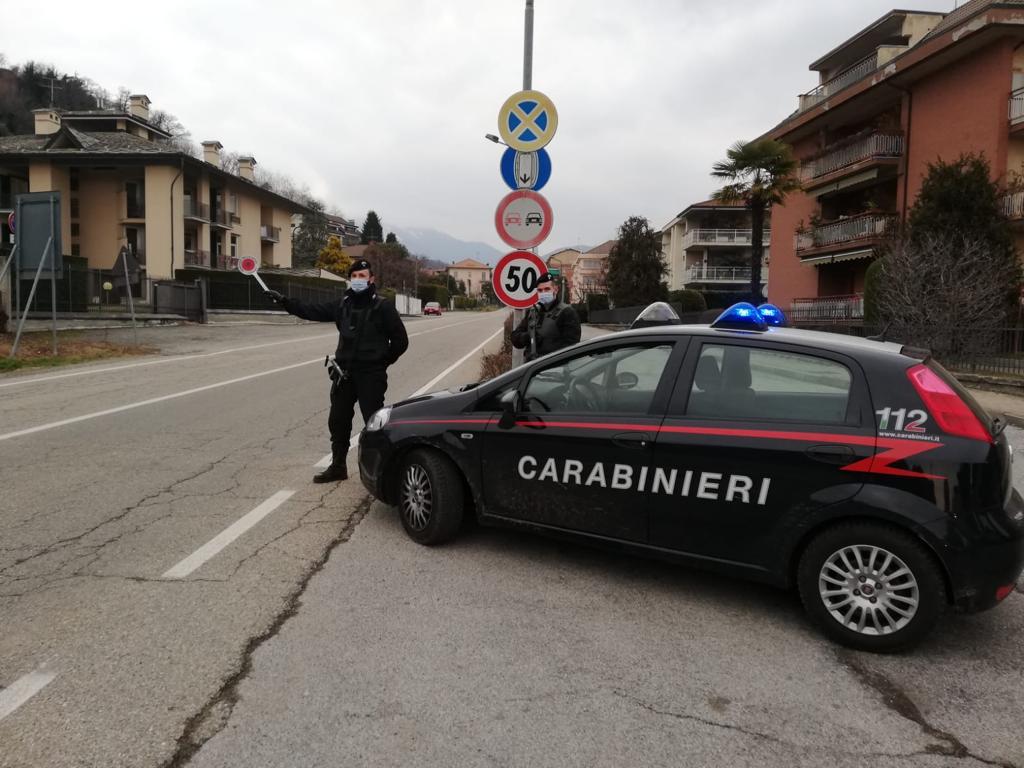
xmin=500 ymin=148 xmax=552 ymax=192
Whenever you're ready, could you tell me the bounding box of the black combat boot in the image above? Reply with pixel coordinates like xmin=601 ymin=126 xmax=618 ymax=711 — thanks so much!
xmin=314 ymin=460 xmax=348 ymax=483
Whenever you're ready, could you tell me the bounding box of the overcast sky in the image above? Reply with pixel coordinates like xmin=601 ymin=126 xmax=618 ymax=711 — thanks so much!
xmin=4 ymin=0 xmax=959 ymax=253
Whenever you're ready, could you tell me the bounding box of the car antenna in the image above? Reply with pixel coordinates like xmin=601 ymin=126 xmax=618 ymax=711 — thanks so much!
xmin=867 ymin=322 xmax=892 ymax=342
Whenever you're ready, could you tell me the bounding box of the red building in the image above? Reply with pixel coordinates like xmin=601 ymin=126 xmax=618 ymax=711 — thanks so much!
xmin=765 ymin=1 xmax=1024 ymax=321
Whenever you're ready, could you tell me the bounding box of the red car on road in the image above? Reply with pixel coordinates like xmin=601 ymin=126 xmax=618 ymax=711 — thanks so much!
xmin=423 ymin=302 xmax=442 ymax=316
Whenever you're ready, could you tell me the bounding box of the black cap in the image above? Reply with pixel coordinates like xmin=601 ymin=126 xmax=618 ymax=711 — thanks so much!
xmin=536 ymin=272 xmax=554 ymax=285
xmin=348 ymin=259 xmax=372 ymax=276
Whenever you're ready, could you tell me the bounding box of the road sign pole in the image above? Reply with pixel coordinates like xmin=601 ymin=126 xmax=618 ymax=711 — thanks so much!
xmin=513 ymin=0 xmax=535 ymax=367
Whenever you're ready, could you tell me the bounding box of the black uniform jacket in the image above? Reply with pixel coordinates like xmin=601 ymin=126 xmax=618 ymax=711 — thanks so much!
xmin=510 ymin=300 xmax=582 ymax=360
xmin=282 ymin=287 xmax=409 ymax=370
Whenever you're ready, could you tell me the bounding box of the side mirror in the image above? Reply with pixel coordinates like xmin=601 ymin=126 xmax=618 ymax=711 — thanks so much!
xmin=498 ymin=388 xmax=520 ymax=428
xmin=616 ymin=371 xmax=639 ymax=390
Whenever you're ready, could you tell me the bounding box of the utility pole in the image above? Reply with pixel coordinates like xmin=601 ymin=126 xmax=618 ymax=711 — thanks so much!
xmin=38 ymin=76 xmax=64 ymax=107
xmin=511 ymin=0 xmax=535 ymax=368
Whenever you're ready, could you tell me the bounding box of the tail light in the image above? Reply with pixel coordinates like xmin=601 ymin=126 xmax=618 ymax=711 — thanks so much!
xmin=906 ymin=364 xmax=992 ymax=443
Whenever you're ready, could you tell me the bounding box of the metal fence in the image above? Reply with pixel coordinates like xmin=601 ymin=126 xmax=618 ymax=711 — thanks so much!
xmin=16 ymin=265 xmax=156 ymax=313
xmin=808 ymin=324 xmax=1024 ymax=377
xmin=205 ymin=276 xmax=348 ymax=312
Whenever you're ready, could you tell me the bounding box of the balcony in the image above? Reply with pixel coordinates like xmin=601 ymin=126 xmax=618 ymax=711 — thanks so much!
xmin=210 ymin=208 xmax=232 ymax=229
xmin=260 ymin=225 xmax=281 ymax=243
xmin=1010 ymin=88 xmax=1024 ymax=129
xmin=118 ymin=191 xmax=145 ymax=221
xmin=790 ymin=294 xmax=864 ymax=324
xmin=1003 ymin=191 xmax=1024 ymax=221
xmin=184 ymin=249 xmax=211 ymax=268
xmin=681 ymin=228 xmax=771 ymax=249
xmin=799 ymin=52 xmax=879 ymax=112
xmin=685 ymin=266 xmax=768 ymax=284
xmin=796 ymin=213 xmax=897 ymax=258
xmin=800 ymin=133 xmax=904 ymax=189
xmin=183 ymin=199 xmax=210 ymax=221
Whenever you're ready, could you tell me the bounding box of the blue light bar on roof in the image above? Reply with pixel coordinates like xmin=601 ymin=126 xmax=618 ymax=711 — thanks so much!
xmin=756 ymin=303 xmax=787 ymax=327
xmin=711 ymin=302 xmax=768 ymax=332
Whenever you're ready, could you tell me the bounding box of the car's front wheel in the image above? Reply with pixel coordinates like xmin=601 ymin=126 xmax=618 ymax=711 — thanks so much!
xmin=398 ymin=449 xmax=464 ymax=545
xmin=797 ymin=522 xmax=946 ymax=652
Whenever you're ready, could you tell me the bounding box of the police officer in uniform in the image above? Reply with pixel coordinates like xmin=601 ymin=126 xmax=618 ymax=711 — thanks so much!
xmin=265 ymin=259 xmax=408 ymax=482
xmin=510 ymin=272 xmax=581 ymax=362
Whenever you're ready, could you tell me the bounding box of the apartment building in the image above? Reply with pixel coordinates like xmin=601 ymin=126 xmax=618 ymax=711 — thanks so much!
xmin=660 ymin=200 xmax=769 ymax=293
xmin=571 ymin=241 xmax=613 ymax=301
xmin=446 ymin=258 xmax=492 ymax=296
xmin=545 ymin=247 xmax=581 ymax=299
xmin=0 ymin=95 xmax=306 ymax=280
xmin=325 ymin=213 xmax=361 ymax=247
xmin=764 ymin=1 xmax=1024 ymax=319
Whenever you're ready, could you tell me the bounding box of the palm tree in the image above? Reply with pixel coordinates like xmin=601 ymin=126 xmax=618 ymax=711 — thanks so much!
xmin=712 ymin=139 xmax=800 ymax=303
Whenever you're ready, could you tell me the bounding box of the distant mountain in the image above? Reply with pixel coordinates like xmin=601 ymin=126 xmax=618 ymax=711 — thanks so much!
xmin=391 ymin=226 xmax=504 ymax=266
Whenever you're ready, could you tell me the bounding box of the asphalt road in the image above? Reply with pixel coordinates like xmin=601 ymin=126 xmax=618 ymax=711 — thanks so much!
xmin=0 ymin=312 xmax=506 ymax=768
xmin=2 ymin=317 xmax=1023 ymax=768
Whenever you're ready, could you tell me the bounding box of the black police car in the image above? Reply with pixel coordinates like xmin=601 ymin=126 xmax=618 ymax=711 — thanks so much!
xmin=359 ymin=303 xmax=1024 ymax=652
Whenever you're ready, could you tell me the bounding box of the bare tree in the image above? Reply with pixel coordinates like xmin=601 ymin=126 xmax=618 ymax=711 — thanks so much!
xmin=878 ymin=233 xmax=1016 ymax=359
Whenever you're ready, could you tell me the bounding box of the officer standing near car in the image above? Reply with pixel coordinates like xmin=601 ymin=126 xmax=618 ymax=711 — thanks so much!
xmin=510 ymin=272 xmax=581 ymax=361
xmin=265 ymin=259 xmax=408 ymax=482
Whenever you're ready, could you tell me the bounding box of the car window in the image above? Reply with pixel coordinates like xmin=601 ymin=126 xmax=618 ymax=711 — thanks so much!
xmin=523 ymin=344 xmax=673 ymax=414
xmin=686 ymin=344 xmax=852 ymax=423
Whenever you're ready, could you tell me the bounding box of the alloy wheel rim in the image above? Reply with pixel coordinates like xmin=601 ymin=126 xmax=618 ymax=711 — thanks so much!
xmin=400 ymin=464 xmax=433 ymax=532
xmin=818 ymin=544 xmax=919 ymax=635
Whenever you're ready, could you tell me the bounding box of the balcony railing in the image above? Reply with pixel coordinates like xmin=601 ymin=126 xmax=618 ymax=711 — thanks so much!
xmin=260 ymin=225 xmax=281 ymax=242
xmin=210 ymin=208 xmax=232 ymax=228
xmin=184 ymin=249 xmax=211 ymax=267
xmin=681 ymin=228 xmax=771 ymax=249
xmin=799 ymin=52 xmax=878 ymax=111
xmin=801 ymin=133 xmax=904 ymax=183
xmin=183 ymin=199 xmax=210 ymax=220
xmin=790 ymin=294 xmax=864 ymax=323
xmin=685 ymin=266 xmax=768 ymax=283
xmin=795 ymin=213 xmax=897 ymax=252
xmin=1003 ymin=191 xmax=1024 ymax=220
xmin=1010 ymin=87 xmax=1024 ymax=125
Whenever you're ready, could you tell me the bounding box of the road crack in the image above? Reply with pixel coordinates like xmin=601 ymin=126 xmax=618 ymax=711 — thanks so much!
xmin=838 ymin=650 xmax=1019 ymax=768
xmin=158 ymin=494 xmax=374 ymax=768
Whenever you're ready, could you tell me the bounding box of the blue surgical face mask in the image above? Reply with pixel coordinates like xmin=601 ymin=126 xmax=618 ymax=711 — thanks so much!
xmin=537 ymin=291 xmax=556 ymax=305
xmin=349 ymin=278 xmax=369 ymax=293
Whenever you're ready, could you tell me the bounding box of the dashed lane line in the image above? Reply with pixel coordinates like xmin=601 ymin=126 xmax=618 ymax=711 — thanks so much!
xmin=161 ymin=490 xmax=296 ymax=579
xmin=0 ymin=671 xmax=56 ymax=722
xmin=0 ymin=317 xmax=499 ymax=444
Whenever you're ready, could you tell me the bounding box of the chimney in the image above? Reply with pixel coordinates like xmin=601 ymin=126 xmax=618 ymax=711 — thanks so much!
xmin=33 ymin=108 xmax=61 ymax=135
xmin=128 ymin=94 xmax=151 ymax=120
xmin=202 ymin=140 xmax=223 ymax=168
xmin=237 ymin=156 xmax=257 ymax=181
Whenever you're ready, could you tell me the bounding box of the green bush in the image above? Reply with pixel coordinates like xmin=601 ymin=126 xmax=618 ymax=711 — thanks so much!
xmin=586 ymin=293 xmax=609 ymax=312
xmin=573 ymin=302 xmax=589 ymax=323
xmin=701 ymin=290 xmax=751 ymax=310
xmin=379 ymin=287 xmax=397 ymax=302
xmin=668 ymin=289 xmax=707 ymax=312
xmin=863 ymin=258 xmax=883 ymax=326
xmin=418 ymin=282 xmax=449 ymax=307
xmin=453 ymin=296 xmax=480 ymax=310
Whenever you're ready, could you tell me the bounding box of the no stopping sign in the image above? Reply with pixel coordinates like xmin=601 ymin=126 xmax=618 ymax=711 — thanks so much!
xmin=492 ymin=250 xmax=546 ymax=309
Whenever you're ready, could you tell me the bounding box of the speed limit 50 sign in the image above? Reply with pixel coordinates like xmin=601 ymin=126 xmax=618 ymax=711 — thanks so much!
xmin=492 ymin=250 xmax=546 ymax=309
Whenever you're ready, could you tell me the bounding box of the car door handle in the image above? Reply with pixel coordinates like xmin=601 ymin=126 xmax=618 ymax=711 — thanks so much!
xmin=805 ymin=444 xmax=856 ymax=464
xmin=612 ymin=432 xmax=650 ymax=450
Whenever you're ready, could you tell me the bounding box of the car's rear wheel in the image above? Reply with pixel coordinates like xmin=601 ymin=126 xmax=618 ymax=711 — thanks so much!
xmin=398 ymin=449 xmax=464 ymax=545
xmin=797 ymin=522 xmax=945 ymax=652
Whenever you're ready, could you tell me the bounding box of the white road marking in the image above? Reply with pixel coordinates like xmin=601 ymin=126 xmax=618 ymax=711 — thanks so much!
xmin=0 ymin=316 xmax=482 ymax=391
xmin=411 ymin=326 xmax=505 ymax=397
xmin=161 ymin=490 xmax=296 ymax=579
xmin=0 ymin=671 xmax=56 ymax=722
xmin=0 ymin=333 xmax=336 ymax=389
xmin=0 ymin=317 xmax=499 ymax=445
xmin=0 ymin=359 xmax=322 ymax=443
